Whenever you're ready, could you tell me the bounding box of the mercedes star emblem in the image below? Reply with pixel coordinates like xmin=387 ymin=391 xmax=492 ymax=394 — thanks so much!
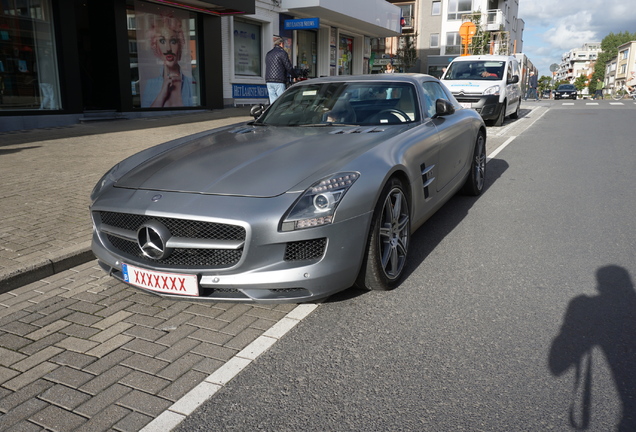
xmin=137 ymin=220 xmax=173 ymax=260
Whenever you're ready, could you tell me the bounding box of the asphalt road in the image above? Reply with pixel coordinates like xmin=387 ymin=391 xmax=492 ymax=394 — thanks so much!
xmin=176 ymin=101 xmax=636 ymax=431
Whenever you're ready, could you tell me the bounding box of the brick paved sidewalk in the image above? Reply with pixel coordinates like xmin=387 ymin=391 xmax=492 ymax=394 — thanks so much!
xmin=0 ymin=261 xmax=314 ymax=431
xmin=0 ymin=108 xmax=252 ymax=293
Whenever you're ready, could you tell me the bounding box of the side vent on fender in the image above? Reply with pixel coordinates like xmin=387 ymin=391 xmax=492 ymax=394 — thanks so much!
xmin=421 ymin=164 xmax=435 ymax=199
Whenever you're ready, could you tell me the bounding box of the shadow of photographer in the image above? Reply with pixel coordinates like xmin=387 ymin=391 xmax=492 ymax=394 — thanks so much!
xmin=549 ymin=265 xmax=636 ymax=430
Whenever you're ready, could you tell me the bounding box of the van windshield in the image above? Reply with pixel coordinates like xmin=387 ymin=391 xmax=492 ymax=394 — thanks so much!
xmin=443 ymin=61 xmax=505 ymax=81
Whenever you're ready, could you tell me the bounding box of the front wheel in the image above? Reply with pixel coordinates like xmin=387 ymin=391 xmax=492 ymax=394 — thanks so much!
xmin=462 ymin=130 xmax=487 ymax=196
xmin=492 ymin=101 xmax=506 ymax=126
xmin=612 ymin=88 xmax=626 ymax=100
xmin=356 ymin=178 xmax=410 ymax=291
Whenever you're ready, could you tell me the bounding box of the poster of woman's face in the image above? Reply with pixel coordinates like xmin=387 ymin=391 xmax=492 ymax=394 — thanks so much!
xmin=135 ymin=1 xmax=193 ymax=108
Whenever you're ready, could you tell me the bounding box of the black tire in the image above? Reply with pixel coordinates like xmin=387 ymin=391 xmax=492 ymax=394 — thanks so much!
xmin=493 ymin=101 xmax=506 ymax=126
xmin=356 ymin=178 xmax=410 ymax=291
xmin=462 ymin=130 xmax=486 ymax=196
xmin=509 ymin=101 xmax=520 ymax=119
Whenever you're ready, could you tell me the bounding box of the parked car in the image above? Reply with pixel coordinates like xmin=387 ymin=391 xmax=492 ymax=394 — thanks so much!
xmin=555 ymin=84 xmax=577 ymax=100
xmin=441 ymin=55 xmax=522 ymax=126
xmin=90 ymin=74 xmax=487 ymax=303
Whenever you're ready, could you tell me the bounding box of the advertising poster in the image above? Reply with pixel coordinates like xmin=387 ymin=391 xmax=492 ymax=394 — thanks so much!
xmin=135 ymin=1 xmax=193 ymax=107
xmin=234 ymin=21 xmax=261 ymax=76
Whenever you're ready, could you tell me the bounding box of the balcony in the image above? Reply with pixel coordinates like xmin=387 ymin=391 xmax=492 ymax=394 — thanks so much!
xmin=462 ymin=9 xmax=504 ymax=32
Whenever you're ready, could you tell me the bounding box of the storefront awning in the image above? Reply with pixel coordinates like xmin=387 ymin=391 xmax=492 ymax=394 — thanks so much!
xmin=283 ymin=0 xmax=401 ymax=37
xmin=149 ymin=0 xmax=255 ymax=15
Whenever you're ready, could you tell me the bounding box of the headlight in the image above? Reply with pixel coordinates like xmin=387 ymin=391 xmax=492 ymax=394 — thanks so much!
xmin=281 ymin=172 xmax=360 ymax=231
xmin=90 ymin=163 xmax=121 ymax=202
xmin=483 ymin=85 xmax=500 ymax=96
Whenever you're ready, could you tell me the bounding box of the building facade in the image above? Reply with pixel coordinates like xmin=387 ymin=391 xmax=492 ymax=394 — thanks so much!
xmin=604 ymin=41 xmax=636 ymax=92
xmin=222 ymin=0 xmax=402 ymax=106
xmin=555 ymin=42 xmax=601 ymax=84
xmin=0 ymin=0 xmax=401 ymax=132
xmin=377 ymin=0 xmax=525 ymax=77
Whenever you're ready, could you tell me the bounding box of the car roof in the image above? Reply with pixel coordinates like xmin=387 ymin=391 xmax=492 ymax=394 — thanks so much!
xmin=298 ymin=74 xmax=436 ymax=85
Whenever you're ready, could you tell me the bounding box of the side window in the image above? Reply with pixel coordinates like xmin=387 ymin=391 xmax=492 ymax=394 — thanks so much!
xmin=421 ymin=81 xmax=450 ymax=117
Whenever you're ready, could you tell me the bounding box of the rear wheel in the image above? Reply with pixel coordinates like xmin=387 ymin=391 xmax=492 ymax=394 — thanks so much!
xmin=356 ymin=178 xmax=410 ymax=291
xmin=462 ymin=130 xmax=487 ymax=196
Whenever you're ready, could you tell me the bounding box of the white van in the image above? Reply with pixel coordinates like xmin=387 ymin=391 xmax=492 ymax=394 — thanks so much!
xmin=441 ymin=55 xmax=521 ymax=126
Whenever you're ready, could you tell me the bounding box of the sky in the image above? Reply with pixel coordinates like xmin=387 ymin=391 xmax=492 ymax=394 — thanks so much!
xmin=518 ymin=0 xmax=636 ymax=77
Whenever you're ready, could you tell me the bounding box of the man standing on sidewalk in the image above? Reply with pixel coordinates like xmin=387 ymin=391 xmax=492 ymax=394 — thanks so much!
xmin=265 ymin=38 xmax=294 ymax=104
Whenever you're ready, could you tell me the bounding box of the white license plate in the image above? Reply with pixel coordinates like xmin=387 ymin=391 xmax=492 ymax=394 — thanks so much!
xmin=122 ymin=263 xmax=199 ymax=296
xmin=460 ymin=102 xmax=472 ymax=109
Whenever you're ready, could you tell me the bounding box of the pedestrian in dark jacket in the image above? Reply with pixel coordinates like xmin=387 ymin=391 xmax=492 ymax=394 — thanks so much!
xmin=525 ymin=70 xmax=538 ymax=101
xmin=265 ymin=38 xmax=293 ymax=104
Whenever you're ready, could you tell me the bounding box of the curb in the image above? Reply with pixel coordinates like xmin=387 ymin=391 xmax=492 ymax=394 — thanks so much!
xmin=0 ymin=242 xmax=94 ymax=295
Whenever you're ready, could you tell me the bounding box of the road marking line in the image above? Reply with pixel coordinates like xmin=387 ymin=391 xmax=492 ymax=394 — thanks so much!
xmin=610 ymin=102 xmax=624 ymax=105
xmin=586 ymin=103 xmax=599 ymax=106
xmin=141 ymin=303 xmax=319 ymax=432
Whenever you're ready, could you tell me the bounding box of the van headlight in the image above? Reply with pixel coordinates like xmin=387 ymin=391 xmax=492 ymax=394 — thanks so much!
xmin=483 ymin=85 xmax=500 ymax=96
xmin=281 ymin=172 xmax=360 ymax=231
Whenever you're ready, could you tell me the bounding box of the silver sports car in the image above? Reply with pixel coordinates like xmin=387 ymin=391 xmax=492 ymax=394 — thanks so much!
xmin=90 ymin=74 xmax=486 ymax=303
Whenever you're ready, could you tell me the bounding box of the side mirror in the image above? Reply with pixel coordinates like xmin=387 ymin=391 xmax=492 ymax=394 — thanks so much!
xmin=250 ymin=104 xmax=265 ymax=119
xmin=435 ymin=99 xmax=455 ymax=117
xmin=508 ymin=75 xmax=520 ymax=84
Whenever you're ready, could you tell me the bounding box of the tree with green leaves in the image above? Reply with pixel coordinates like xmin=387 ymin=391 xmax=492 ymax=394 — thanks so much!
xmin=466 ymin=11 xmax=492 ymax=55
xmin=574 ymin=74 xmax=588 ymax=93
xmin=396 ymin=34 xmax=418 ymax=72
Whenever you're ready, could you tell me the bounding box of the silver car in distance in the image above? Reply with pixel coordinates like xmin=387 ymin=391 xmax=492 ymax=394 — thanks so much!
xmin=90 ymin=74 xmax=487 ymax=303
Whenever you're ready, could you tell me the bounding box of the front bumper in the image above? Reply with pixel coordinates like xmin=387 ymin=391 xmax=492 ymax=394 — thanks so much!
xmin=453 ymin=94 xmax=502 ymax=120
xmin=91 ymin=189 xmax=373 ymax=303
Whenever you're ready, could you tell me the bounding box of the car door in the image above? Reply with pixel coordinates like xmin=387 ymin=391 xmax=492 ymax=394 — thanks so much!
xmin=421 ymin=80 xmax=474 ymax=192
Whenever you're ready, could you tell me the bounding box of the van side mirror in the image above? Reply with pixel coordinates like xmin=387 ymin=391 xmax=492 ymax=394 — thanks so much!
xmin=508 ymin=75 xmax=520 ymax=84
xmin=435 ymin=99 xmax=455 ymax=117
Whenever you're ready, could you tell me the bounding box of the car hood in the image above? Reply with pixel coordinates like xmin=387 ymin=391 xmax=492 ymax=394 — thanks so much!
xmin=115 ymin=125 xmax=392 ymax=198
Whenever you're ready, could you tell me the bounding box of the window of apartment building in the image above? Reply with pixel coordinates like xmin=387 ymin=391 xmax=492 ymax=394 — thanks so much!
xmin=620 ymin=64 xmax=627 ymax=74
xmin=430 ymin=33 xmax=439 ymax=48
xmin=127 ymin=0 xmax=201 ymax=108
xmin=448 ymin=0 xmax=472 ymax=20
xmin=432 ymin=1 xmax=441 ymax=15
xmin=399 ymin=3 xmax=415 ymax=28
xmin=620 ymin=50 xmax=628 ymax=60
xmin=0 ymin=0 xmax=60 ymax=111
xmin=446 ymin=32 xmax=461 ymax=55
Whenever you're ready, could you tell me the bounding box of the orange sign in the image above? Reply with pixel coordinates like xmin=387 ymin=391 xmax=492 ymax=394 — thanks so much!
xmin=459 ymin=22 xmax=477 ymax=56
xmin=459 ymin=22 xmax=477 ymax=41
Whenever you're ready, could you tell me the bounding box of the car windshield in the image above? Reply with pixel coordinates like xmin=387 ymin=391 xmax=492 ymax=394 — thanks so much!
xmin=443 ymin=60 xmax=505 ymax=80
xmin=558 ymin=85 xmax=575 ymax=90
xmin=256 ymin=81 xmax=420 ymax=126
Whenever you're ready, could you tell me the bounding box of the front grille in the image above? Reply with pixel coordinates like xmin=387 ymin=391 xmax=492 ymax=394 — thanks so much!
xmin=97 ymin=211 xmax=245 ymax=268
xmin=100 ymin=212 xmax=245 ymax=241
xmin=284 ymin=238 xmax=327 ymax=261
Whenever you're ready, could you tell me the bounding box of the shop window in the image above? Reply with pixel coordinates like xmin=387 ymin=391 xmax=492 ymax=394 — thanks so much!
xmin=339 ymin=36 xmax=353 ymax=76
xmin=234 ymin=20 xmax=261 ymax=77
xmin=297 ymin=31 xmax=317 ymax=78
xmin=127 ymin=0 xmax=200 ymax=108
xmin=0 ymin=0 xmax=60 ymax=111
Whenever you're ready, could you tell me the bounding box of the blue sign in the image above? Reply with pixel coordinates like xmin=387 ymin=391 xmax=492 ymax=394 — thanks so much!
xmin=284 ymin=18 xmax=320 ymax=30
xmin=232 ymin=84 xmax=269 ymax=99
